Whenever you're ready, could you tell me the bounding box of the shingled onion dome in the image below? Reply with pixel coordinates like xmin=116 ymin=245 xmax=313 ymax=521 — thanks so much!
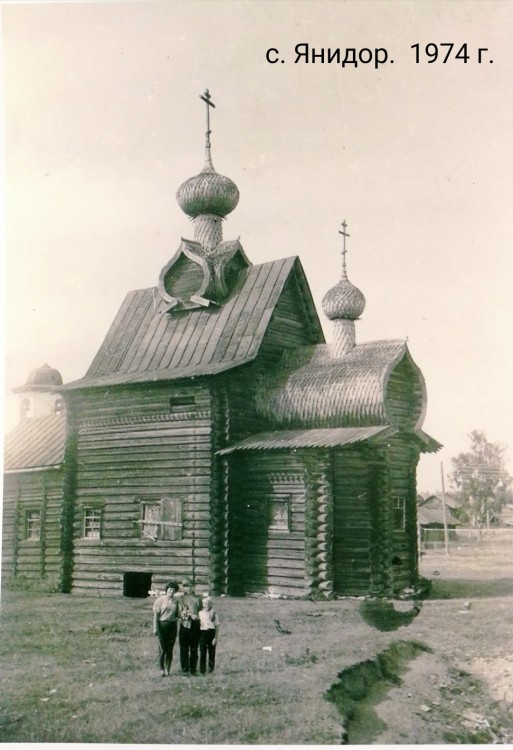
xmin=322 ymin=224 xmax=366 ymax=357
xmin=176 ymin=92 xmax=239 ymax=253
xmin=322 ymin=270 xmax=366 ymax=321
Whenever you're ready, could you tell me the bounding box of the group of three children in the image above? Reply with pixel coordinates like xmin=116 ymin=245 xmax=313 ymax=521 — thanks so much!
xmin=152 ymin=578 xmax=219 ymax=678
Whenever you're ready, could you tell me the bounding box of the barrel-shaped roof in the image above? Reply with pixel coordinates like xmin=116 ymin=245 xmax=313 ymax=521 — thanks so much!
xmin=256 ymin=340 xmax=424 ymax=429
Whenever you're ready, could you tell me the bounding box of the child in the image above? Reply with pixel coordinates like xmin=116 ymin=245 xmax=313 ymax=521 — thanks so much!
xmin=199 ymin=596 xmax=220 ymax=674
xmin=152 ymin=581 xmax=179 ymax=677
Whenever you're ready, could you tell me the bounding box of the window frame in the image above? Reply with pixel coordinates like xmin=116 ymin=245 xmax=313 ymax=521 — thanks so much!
xmin=269 ymin=494 xmax=292 ymax=532
xmin=138 ymin=498 xmax=183 ymax=542
xmin=82 ymin=506 xmax=103 ymax=540
xmin=25 ymin=509 xmax=41 ymax=541
xmin=393 ymin=496 xmax=406 ymax=532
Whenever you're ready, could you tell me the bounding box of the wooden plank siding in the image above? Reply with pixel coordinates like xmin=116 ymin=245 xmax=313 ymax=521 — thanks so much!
xmin=67 ymin=381 xmax=215 ymax=596
xmin=386 ymin=354 xmax=424 ymax=430
xmin=1 ymin=469 xmax=65 ymax=585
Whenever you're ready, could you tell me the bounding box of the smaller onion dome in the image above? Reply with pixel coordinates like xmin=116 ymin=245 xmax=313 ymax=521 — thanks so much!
xmin=322 ymin=270 xmax=366 ymax=321
xmin=25 ymin=363 xmax=63 ymax=387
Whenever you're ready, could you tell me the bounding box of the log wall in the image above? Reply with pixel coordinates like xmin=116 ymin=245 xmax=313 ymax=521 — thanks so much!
xmin=228 ymin=451 xmax=308 ymax=597
xmin=332 ymin=448 xmax=373 ymax=594
xmin=67 ymin=382 xmax=214 ymax=596
xmin=385 ymin=435 xmax=421 ymax=591
xmin=1 ymin=469 xmax=65 ymax=584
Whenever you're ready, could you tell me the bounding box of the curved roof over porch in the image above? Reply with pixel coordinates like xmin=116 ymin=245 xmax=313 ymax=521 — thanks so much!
xmin=255 ymin=340 xmax=427 ymax=430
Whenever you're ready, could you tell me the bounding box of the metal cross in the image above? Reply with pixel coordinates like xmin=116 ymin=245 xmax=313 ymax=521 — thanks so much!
xmin=338 ymin=220 xmax=350 ymax=271
xmin=200 ymin=89 xmax=215 ymax=149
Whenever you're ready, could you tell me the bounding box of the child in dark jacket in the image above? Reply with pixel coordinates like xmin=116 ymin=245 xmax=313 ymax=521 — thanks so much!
xmin=178 ymin=578 xmax=202 ymax=675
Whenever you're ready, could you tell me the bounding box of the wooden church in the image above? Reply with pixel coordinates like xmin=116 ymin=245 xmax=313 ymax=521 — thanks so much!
xmin=2 ymin=92 xmax=440 ymax=598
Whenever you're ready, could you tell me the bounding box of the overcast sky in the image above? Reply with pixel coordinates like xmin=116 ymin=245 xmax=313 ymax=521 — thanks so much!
xmin=2 ymin=0 xmax=513 ymax=492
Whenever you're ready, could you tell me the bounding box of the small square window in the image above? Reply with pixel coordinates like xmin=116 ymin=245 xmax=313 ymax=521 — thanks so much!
xmin=393 ymin=497 xmax=406 ymax=532
xmin=83 ymin=507 xmax=102 ymax=539
xmin=26 ymin=510 xmax=41 ymax=540
xmin=139 ymin=499 xmax=183 ymax=541
xmin=269 ymin=496 xmax=290 ymax=531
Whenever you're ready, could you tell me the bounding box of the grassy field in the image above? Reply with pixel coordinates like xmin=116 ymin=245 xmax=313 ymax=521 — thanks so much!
xmin=1 ymin=542 xmax=512 ymax=744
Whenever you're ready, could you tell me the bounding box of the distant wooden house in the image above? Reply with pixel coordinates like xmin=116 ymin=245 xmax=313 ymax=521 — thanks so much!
xmin=3 ymin=94 xmax=440 ymax=598
xmin=416 ymin=494 xmax=460 ymax=545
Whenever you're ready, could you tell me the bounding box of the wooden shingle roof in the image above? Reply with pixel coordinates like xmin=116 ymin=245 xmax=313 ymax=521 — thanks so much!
xmin=219 ymin=425 xmax=440 ymax=455
xmin=64 ymin=256 xmax=320 ymax=389
xmin=218 ymin=425 xmax=392 ymax=454
xmin=256 ymin=340 xmax=417 ymax=428
xmin=4 ymin=415 xmax=66 ymax=472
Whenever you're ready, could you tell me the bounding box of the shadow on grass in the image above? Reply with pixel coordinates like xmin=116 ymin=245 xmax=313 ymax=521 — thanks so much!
xmin=428 ymin=577 xmax=513 ymax=600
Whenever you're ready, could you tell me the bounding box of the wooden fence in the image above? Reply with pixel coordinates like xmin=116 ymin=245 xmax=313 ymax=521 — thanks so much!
xmin=421 ymin=527 xmax=513 ymax=550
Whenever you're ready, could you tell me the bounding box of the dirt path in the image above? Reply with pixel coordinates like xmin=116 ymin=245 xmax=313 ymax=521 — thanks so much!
xmin=373 ymin=649 xmax=513 ymax=744
xmin=324 ymin=545 xmax=513 ymax=744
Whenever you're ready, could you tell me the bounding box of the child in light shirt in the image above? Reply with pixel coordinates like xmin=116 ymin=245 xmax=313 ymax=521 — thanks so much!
xmin=198 ymin=596 xmax=219 ymax=674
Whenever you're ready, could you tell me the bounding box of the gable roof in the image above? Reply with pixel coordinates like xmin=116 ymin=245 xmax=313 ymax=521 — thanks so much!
xmin=418 ymin=493 xmax=461 ymax=510
xmin=417 ymin=504 xmax=460 ymax=527
xmin=63 ymin=256 xmax=323 ymax=390
xmin=4 ymin=415 xmax=66 ymax=472
xmin=255 ymin=339 xmax=418 ymax=428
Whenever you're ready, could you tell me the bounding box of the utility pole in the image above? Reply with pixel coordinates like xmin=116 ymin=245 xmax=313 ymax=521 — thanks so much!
xmin=440 ymin=462 xmax=450 ymax=555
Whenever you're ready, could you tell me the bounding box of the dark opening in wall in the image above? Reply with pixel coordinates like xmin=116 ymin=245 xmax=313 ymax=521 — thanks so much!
xmin=392 ymin=556 xmax=404 ymax=566
xmin=123 ymin=571 xmax=152 ymax=598
xmin=169 ymin=396 xmax=195 ymax=413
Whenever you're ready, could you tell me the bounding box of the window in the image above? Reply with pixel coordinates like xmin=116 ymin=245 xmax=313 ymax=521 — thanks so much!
xmin=139 ymin=498 xmax=183 ymax=541
xmin=26 ymin=510 xmax=41 ymax=540
xmin=269 ymin=495 xmax=291 ymax=531
xmin=54 ymin=398 xmax=65 ymax=415
xmin=393 ymin=497 xmax=406 ymax=532
xmin=169 ymin=396 xmax=195 ymax=414
xmin=140 ymin=503 xmax=161 ymax=540
xmin=20 ymin=398 xmax=31 ymax=421
xmin=83 ymin=507 xmax=102 ymax=539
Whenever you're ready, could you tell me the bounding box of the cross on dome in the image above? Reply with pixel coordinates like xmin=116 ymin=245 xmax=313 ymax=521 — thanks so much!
xmin=338 ymin=220 xmax=350 ymax=277
xmin=321 ymin=220 xmax=366 ymax=322
xmin=200 ymin=89 xmax=215 ymax=161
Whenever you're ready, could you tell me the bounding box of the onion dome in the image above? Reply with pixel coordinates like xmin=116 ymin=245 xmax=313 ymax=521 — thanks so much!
xmin=176 ymin=162 xmax=239 ymax=219
xmin=322 ymin=221 xmax=366 ymax=320
xmin=176 ymin=90 xmax=239 ymax=219
xmin=25 ymin=363 xmax=63 ymax=387
xmin=322 ymin=271 xmax=366 ymax=320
